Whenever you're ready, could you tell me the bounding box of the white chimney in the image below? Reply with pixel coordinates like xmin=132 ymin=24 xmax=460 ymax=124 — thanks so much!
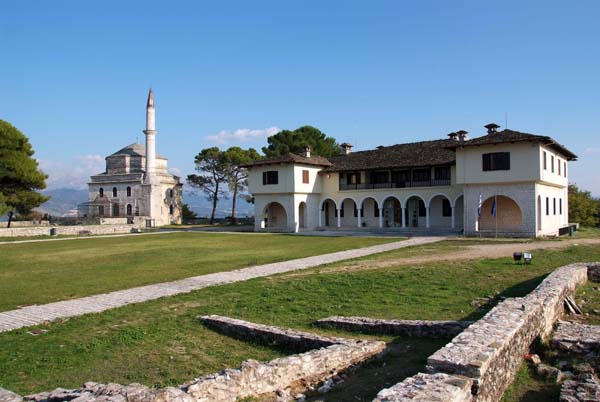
xmin=340 ymin=142 xmax=353 ymax=155
xmin=484 ymin=123 xmax=501 ymax=135
xmin=456 ymin=130 xmax=468 ymax=142
xmin=303 ymin=146 xmax=311 ymax=158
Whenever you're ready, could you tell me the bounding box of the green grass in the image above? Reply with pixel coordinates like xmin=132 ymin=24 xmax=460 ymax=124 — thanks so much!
xmin=0 ymin=233 xmax=395 ymax=311
xmin=1 ymin=243 xmax=600 ymax=397
xmin=501 ymin=364 xmax=560 ymax=402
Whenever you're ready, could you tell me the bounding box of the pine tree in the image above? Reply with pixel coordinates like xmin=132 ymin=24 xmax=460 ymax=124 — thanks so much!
xmin=0 ymin=120 xmax=49 ymax=228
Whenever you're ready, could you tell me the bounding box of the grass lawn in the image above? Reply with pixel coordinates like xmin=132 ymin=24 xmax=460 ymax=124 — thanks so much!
xmin=0 ymin=232 xmax=395 ymax=311
xmin=1 ymin=243 xmax=600 ymax=399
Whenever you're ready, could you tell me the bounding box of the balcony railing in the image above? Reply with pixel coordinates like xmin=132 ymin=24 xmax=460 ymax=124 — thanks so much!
xmin=339 ymin=179 xmax=451 ymax=191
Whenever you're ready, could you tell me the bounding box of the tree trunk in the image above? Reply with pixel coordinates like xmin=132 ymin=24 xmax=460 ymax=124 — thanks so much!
xmin=7 ymin=210 xmax=14 ymax=228
xmin=209 ymin=184 xmax=218 ymax=225
xmin=231 ymin=179 xmax=238 ymax=225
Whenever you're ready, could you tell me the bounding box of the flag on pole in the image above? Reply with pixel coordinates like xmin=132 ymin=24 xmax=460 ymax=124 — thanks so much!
xmin=477 ymin=194 xmax=483 ymax=217
xmin=491 ymin=196 xmax=497 ymax=217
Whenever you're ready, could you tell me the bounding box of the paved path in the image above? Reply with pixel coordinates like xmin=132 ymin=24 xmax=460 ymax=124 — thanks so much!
xmin=0 ymin=237 xmax=442 ymax=333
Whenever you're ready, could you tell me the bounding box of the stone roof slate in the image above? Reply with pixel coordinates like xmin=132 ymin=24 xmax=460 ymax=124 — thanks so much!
xmin=241 ymin=153 xmax=332 ymax=168
xmin=446 ymin=129 xmax=577 ymax=160
xmin=324 ymin=139 xmax=457 ymax=172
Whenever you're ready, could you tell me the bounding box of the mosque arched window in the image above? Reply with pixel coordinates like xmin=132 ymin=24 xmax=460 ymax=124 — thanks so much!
xmin=113 ymin=187 xmax=118 ymax=197
xmin=126 ymin=204 xmax=133 ymax=216
xmin=99 ymin=188 xmax=104 ymax=197
xmin=169 ymin=205 xmax=174 ymax=215
xmin=127 ymin=187 xmax=131 ymax=197
xmin=169 ymin=189 xmax=174 ymax=198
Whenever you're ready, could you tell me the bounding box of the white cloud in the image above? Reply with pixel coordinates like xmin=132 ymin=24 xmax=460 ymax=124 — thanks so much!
xmin=168 ymin=167 xmax=182 ymax=176
xmin=38 ymin=154 xmax=105 ymax=190
xmin=205 ymin=126 xmax=280 ymax=144
xmin=583 ymin=147 xmax=600 ymax=155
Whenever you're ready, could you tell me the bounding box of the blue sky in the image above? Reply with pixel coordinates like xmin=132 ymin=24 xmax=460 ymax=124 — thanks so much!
xmin=1 ymin=1 xmax=599 ymax=195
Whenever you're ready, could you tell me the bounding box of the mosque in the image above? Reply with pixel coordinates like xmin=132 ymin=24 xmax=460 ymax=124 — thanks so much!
xmin=82 ymin=89 xmax=182 ymax=226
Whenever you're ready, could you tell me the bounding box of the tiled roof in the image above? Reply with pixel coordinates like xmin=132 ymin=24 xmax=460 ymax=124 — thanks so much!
xmin=323 ymin=139 xmax=457 ymax=172
xmin=446 ymin=129 xmax=577 ymax=160
xmin=241 ymin=153 xmax=332 ymax=168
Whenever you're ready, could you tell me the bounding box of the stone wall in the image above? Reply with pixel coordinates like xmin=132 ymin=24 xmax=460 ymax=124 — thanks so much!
xmin=0 ymin=224 xmax=143 ymax=238
xmin=426 ymin=263 xmax=588 ymax=402
xmin=588 ymin=263 xmax=600 ymax=283
xmin=201 ymin=315 xmax=353 ymax=351
xmin=0 ymin=221 xmax=49 ymax=228
xmin=374 ymin=373 xmax=473 ymax=402
xmin=6 ymin=316 xmax=385 ymax=402
xmin=375 ymin=262 xmax=592 ymax=402
xmin=315 ymin=316 xmax=472 ymax=338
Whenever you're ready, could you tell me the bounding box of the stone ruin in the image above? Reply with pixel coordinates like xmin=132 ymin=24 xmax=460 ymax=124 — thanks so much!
xmin=2 ymin=262 xmax=599 ymax=402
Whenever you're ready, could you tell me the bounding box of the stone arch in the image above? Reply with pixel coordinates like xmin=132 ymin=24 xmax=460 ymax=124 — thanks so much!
xmin=298 ymin=201 xmax=307 ymax=229
xmin=428 ymin=193 xmax=453 ymax=208
xmin=428 ymin=194 xmax=453 ymax=228
xmin=454 ymin=193 xmax=464 ymax=208
xmin=359 ymin=196 xmax=379 ymax=228
xmin=338 ymin=197 xmax=358 ymax=227
xmin=337 ymin=196 xmax=359 ymax=209
xmin=381 ymin=195 xmax=403 ymax=227
xmin=402 ymin=193 xmax=426 ymax=207
xmin=319 ymin=198 xmax=337 ymax=210
xmin=404 ymin=194 xmax=427 ymax=228
xmin=480 ymin=195 xmax=522 ymax=231
xmin=262 ymin=202 xmax=288 ymax=230
xmin=320 ymin=198 xmax=337 ymax=227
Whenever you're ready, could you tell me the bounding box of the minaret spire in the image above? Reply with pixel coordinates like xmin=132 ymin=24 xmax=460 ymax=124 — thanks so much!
xmin=144 ymin=88 xmax=157 ymax=184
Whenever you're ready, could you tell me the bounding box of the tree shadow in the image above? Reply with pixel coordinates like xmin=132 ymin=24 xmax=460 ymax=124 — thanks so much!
xmin=461 ymin=273 xmax=549 ymax=322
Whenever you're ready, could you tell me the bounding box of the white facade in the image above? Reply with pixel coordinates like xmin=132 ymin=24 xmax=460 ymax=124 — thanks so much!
xmin=84 ymin=90 xmax=182 ymax=226
xmin=246 ymin=126 xmax=576 ymax=237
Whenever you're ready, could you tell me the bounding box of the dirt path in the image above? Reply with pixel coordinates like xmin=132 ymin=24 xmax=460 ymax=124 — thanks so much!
xmin=285 ymin=238 xmax=600 ymax=276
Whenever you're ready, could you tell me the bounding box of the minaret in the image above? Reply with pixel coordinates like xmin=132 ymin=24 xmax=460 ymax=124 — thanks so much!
xmin=144 ymin=88 xmax=157 ymax=184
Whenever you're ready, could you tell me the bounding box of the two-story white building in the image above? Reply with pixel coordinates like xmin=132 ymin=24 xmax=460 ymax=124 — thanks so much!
xmin=244 ymin=124 xmax=577 ymax=237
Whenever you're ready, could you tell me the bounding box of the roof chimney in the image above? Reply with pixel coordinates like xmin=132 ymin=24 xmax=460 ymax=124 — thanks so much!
xmin=484 ymin=123 xmax=500 ymax=135
xmin=447 ymin=132 xmax=458 ymax=141
xmin=340 ymin=142 xmax=353 ymax=155
xmin=302 ymin=146 xmax=311 ymax=158
xmin=456 ymin=130 xmax=468 ymax=141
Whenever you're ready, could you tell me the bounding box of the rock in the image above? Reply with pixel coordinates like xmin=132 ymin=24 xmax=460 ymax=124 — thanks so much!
xmin=573 ymin=362 xmax=595 ymax=374
xmin=530 ymin=354 xmax=542 ymax=365
xmin=317 ymin=379 xmax=334 ymax=393
xmin=294 ymin=393 xmax=306 ymax=402
xmin=537 ymin=363 xmax=553 ymax=377
xmin=561 ymin=371 xmax=575 ymax=380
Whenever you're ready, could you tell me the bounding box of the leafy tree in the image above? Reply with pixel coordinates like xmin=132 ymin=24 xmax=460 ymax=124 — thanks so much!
xmin=0 ymin=120 xmax=49 ymax=227
xmin=187 ymin=147 xmax=228 ymax=224
xmin=222 ymin=147 xmax=260 ymax=223
xmin=262 ymin=126 xmax=339 ymax=158
xmin=181 ymin=203 xmax=197 ymax=221
xmin=568 ymin=184 xmax=600 ymax=227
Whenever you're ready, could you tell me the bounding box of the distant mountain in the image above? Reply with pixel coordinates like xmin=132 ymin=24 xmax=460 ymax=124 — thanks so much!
xmin=35 ymin=188 xmax=254 ymax=218
xmin=39 ymin=188 xmax=88 ymax=216
xmin=183 ymin=190 xmax=255 ymax=218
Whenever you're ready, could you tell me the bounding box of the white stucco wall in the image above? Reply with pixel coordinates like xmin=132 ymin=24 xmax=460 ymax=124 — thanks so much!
xmin=535 ymin=183 xmax=569 ymax=236
xmin=456 ymin=142 xmax=541 ymax=184
xmin=248 ymin=165 xmax=296 ymax=194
